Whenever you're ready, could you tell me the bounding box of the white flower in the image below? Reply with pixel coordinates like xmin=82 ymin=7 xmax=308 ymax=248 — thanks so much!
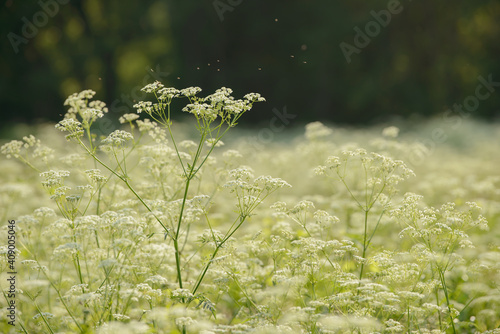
xmin=53 ymin=242 xmax=81 ymax=258
xmin=244 ymin=92 xmax=266 ymax=102
xmin=271 ymin=201 xmax=287 ymax=212
xmin=145 ymin=275 xmax=169 ymax=285
xmin=112 ymin=314 xmax=131 ymax=321
xmin=85 ymin=169 xmax=106 ymax=183
xmin=180 ymin=86 xmax=202 ymax=97
xmin=205 ymin=138 xmax=224 ymax=147
xmin=23 ymin=134 xmax=40 ymax=147
xmin=102 ymin=130 xmax=134 ymax=147
xmin=136 ymin=118 xmax=156 ymax=132
xmin=182 ymin=103 xmax=217 ymax=121
xmin=228 ymin=166 xmax=255 ymax=181
xmin=133 ymin=101 xmax=153 ymax=114
xmin=289 ymin=200 xmax=315 ymax=214
xmin=305 ymin=121 xmax=333 ymax=140
xmin=141 ymin=81 xmax=164 ymax=93
xmin=384 ymin=319 xmax=404 ymax=331
xmin=171 ymin=288 xmax=193 ymax=299
xmin=325 ymin=156 xmax=341 ymax=168
xmin=40 ymin=170 xmax=70 ymax=188
xmin=175 ymin=317 xmax=195 ymax=328
xmin=64 ymin=90 xmax=96 ymax=108
xmin=1 ymin=140 xmax=23 ymax=158
xmin=223 ymin=99 xmax=250 ymax=114
xmin=119 ymin=113 xmax=140 ymax=124
xmin=89 ymin=100 xmax=108 ymax=113
xmin=34 ymin=207 xmax=56 ymax=218
xmin=205 ymin=87 xmax=233 ymax=103
xmin=55 ymin=118 xmax=84 ymax=139
xmin=382 ymin=126 xmax=400 ymax=138
xmin=314 ymin=210 xmax=339 ymax=224
xmin=179 ymin=140 xmax=197 ymax=150
xmin=158 ymin=87 xmax=181 ymax=100
xmin=223 ymin=149 xmax=242 ymax=159
xmin=81 ymin=109 xmax=104 ymax=125
xmin=254 ymin=175 xmax=292 ymax=190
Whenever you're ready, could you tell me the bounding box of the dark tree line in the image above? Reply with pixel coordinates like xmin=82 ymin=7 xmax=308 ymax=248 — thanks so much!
xmin=1 ymin=0 xmax=499 ymax=135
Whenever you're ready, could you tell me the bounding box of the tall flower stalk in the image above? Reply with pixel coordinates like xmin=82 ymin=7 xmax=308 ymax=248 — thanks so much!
xmin=315 ymin=149 xmax=415 ymax=280
xmin=53 ymin=83 xmax=286 ymax=300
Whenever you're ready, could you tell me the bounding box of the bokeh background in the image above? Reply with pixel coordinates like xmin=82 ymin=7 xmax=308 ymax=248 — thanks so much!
xmin=1 ymin=0 xmax=499 ymax=135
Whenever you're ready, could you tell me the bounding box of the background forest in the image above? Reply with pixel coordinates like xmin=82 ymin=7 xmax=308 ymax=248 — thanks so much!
xmin=1 ymin=0 xmax=499 ymax=133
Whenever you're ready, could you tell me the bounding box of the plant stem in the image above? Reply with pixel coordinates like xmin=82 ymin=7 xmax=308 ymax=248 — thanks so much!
xmin=191 ymin=213 xmax=249 ymax=296
xmin=26 ymin=292 xmax=55 ymax=334
xmin=191 ymin=244 xmax=221 ymax=295
xmin=359 ymin=209 xmax=369 ymax=281
xmin=438 ymin=267 xmax=456 ymax=334
xmin=78 ymin=141 xmax=169 ymax=232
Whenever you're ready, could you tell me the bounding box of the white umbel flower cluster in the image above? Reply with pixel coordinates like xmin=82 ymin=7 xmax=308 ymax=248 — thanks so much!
xmin=382 ymin=126 xmax=400 ymax=138
xmin=182 ymin=103 xmax=218 ymax=121
xmin=224 ymin=166 xmax=291 ymax=215
xmin=119 ymin=113 xmax=140 ymax=124
xmin=101 ymin=130 xmax=134 ymax=147
xmin=133 ymin=82 xmax=265 ymax=127
xmin=63 ymin=89 xmax=108 ymax=128
xmin=305 ymin=121 xmax=333 ymax=141
xmin=55 ymin=118 xmax=84 ymax=140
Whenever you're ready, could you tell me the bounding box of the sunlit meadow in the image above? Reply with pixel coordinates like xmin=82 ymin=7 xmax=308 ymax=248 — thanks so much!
xmin=1 ymin=83 xmax=500 ymax=333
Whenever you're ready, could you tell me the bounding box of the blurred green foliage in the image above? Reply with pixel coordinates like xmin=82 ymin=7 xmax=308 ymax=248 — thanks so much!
xmin=1 ymin=0 xmax=499 ymax=133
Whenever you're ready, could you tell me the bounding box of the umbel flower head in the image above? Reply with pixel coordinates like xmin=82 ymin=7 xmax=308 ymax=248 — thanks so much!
xmin=182 ymin=103 xmax=217 ymax=122
xmin=223 ymin=166 xmax=291 ymax=215
xmin=63 ymin=89 xmax=108 ymax=124
xmin=134 ymin=81 xmax=265 ymax=127
xmin=100 ymin=130 xmax=134 ymax=152
xmin=55 ymin=118 xmax=84 ymax=140
xmin=55 ymin=89 xmax=109 ymax=140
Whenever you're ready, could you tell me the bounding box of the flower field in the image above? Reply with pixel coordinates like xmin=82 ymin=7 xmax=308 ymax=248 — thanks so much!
xmin=1 ymin=85 xmax=500 ymax=333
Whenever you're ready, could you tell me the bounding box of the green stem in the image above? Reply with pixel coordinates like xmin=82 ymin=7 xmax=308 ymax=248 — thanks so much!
xmin=17 ymin=155 xmax=41 ymax=172
xmin=39 ymin=264 xmax=84 ymax=333
xmin=435 ymin=286 xmax=443 ymax=330
xmin=438 ymin=267 xmax=456 ymax=334
xmin=173 ymin=237 xmax=184 ymax=290
xmin=191 ymin=244 xmax=221 ymax=296
xmin=74 ymin=253 xmax=84 ymax=285
xmin=176 ymin=177 xmax=192 ymax=240
xmin=172 ymin=130 xmax=209 ymax=289
xmin=192 ymin=214 xmax=248 ymax=295
xmin=172 ymin=175 xmax=195 ymax=290
xmin=359 ymin=209 xmax=369 ymax=281
xmin=407 ymin=305 xmax=411 ymax=333
xmin=26 ymin=292 xmax=55 ymax=334
xmin=78 ymin=140 xmax=169 ymax=233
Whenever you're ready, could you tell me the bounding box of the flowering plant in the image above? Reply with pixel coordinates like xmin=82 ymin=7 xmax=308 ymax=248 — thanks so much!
xmin=1 ymin=86 xmax=498 ymax=333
